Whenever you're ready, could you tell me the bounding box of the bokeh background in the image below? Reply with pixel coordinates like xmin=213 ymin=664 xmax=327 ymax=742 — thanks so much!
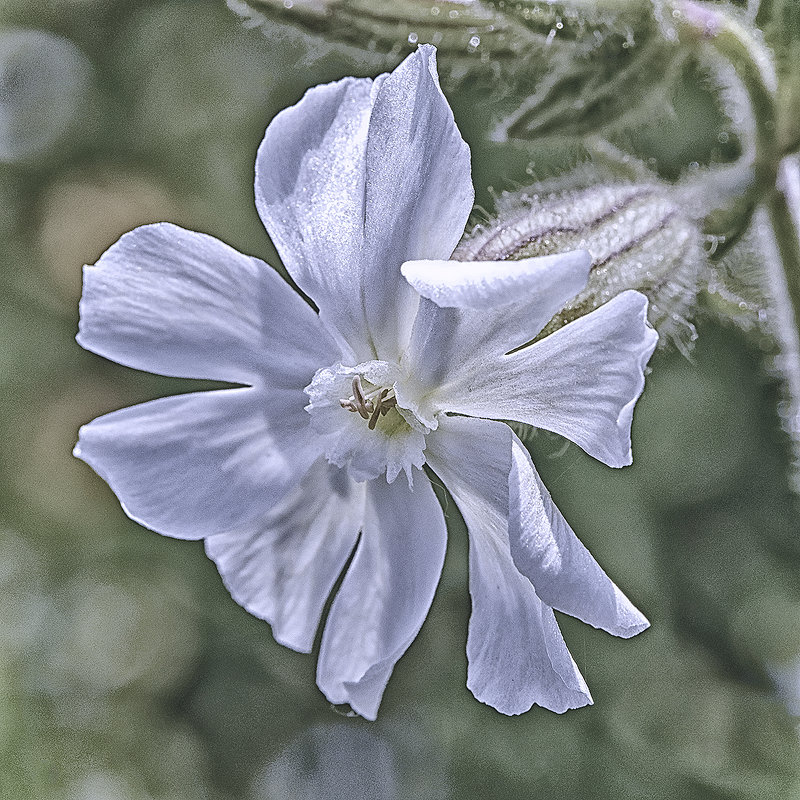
xmin=2 ymin=1 xmax=800 ymax=798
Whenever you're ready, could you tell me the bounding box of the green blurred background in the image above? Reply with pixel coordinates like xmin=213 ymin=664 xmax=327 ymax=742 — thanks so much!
xmin=2 ymin=1 xmax=800 ymax=798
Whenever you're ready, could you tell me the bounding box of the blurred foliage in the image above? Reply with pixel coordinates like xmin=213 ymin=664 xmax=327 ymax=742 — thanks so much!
xmin=1 ymin=1 xmax=800 ymax=799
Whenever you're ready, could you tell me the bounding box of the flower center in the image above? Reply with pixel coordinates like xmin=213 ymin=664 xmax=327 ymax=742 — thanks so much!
xmin=339 ymin=375 xmax=398 ymax=430
xmin=304 ymin=360 xmax=428 ymax=484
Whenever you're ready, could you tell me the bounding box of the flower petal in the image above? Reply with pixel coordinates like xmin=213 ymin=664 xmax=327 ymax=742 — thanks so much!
xmin=205 ymin=459 xmax=365 ymax=653
xmin=255 ymin=45 xmax=472 ymax=363
xmin=361 ymin=45 xmax=473 ymax=355
xmin=74 ymin=387 xmax=319 ymax=539
xmin=77 ymin=223 xmax=338 ymax=386
xmin=425 ymin=416 xmax=592 ymax=714
xmin=508 ymin=433 xmax=649 ymax=638
xmin=401 ymin=250 xmax=590 ymax=310
xmin=397 ymin=249 xmax=591 ymax=418
xmin=316 ymin=474 xmax=447 ymax=720
xmin=254 ymin=75 xmax=372 ymax=361
xmin=426 ymin=290 xmax=658 ymax=467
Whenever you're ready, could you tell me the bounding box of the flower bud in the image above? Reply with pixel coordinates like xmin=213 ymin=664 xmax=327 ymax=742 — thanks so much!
xmin=229 ymin=0 xmax=528 ymax=63
xmin=455 ymin=167 xmax=706 ymax=349
xmin=230 ymin=0 xmax=663 ymax=82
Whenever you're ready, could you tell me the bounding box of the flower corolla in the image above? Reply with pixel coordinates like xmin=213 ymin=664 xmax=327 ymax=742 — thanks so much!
xmin=74 ymin=45 xmax=657 ymax=719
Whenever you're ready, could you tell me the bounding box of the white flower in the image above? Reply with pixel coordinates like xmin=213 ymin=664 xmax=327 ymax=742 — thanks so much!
xmin=74 ymin=45 xmax=657 ymax=719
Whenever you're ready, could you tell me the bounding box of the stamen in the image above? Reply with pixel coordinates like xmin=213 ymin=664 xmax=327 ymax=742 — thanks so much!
xmin=367 ymin=389 xmax=389 ymax=430
xmin=350 ymin=375 xmax=371 ymax=419
xmin=339 ymin=376 xmax=398 ymax=428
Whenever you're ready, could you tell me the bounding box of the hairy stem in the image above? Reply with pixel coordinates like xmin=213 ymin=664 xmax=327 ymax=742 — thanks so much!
xmin=768 ymin=157 xmax=800 ymax=366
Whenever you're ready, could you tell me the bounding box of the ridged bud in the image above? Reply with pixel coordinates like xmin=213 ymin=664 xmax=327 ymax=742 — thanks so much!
xmin=229 ymin=0 xmax=665 ymax=84
xmin=231 ymin=0 xmax=682 ymax=148
xmin=229 ymin=0 xmax=528 ymax=62
xmin=455 ymin=167 xmax=706 ymax=349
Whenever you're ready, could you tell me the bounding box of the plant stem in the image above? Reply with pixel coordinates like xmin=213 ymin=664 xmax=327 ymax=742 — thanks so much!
xmin=768 ymin=157 xmax=800 ymax=357
xmin=762 ymin=159 xmax=800 ymax=491
xmin=674 ymin=0 xmax=778 ymax=193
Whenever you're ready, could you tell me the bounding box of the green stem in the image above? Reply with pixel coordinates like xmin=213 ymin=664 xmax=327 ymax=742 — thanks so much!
xmin=768 ymin=157 xmax=800 ymax=354
xmin=673 ymin=1 xmax=779 ymax=192
xmin=761 ymin=157 xmax=800 ymax=492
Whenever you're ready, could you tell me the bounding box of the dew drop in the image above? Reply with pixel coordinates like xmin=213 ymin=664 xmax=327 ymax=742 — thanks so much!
xmin=408 ymin=31 xmax=419 ymax=45
xmin=468 ymin=35 xmax=480 ymax=49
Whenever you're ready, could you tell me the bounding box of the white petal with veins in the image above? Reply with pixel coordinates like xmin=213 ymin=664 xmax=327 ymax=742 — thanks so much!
xmin=401 ymin=250 xmax=590 ymax=310
xmin=426 ymin=416 xmax=592 ymax=714
xmin=74 ymin=387 xmax=320 ymax=539
xmin=316 ymin=475 xmax=447 ymax=720
xmin=77 ymin=222 xmax=339 ymax=387
xmin=508 ymin=433 xmax=649 ymax=638
xmin=398 ymin=248 xmax=593 ymax=413
xmin=255 ymin=44 xmax=472 ymax=363
xmin=425 ymin=291 xmax=658 ymax=467
xmin=205 ymin=459 xmax=365 ymax=653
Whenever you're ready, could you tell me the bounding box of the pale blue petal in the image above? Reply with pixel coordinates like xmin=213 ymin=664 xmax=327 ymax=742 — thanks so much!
xmin=425 ymin=416 xmax=592 ymax=714
xmin=255 ymin=76 xmax=373 ymax=362
xmin=361 ymin=44 xmax=473 ymax=358
xmin=205 ymin=459 xmax=365 ymax=653
xmin=255 ymin=45 xmax=472 ymax=364
xmin=77 ymin=223 xmax=338 ymax=386
xmin=426 ymin=291 xmax=658 ymax=468
xmin=74 ymin=387 xmax=320 ymax=539
xmin=508 ymin=432 xmax=649 ymax=638
xmin=316 ymin=474 xmax=447 ymax=720
xmin=398 ymin=249 xmax=591 ymax=413
xmin=401 ymin=250 xmax=590 ymax=309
